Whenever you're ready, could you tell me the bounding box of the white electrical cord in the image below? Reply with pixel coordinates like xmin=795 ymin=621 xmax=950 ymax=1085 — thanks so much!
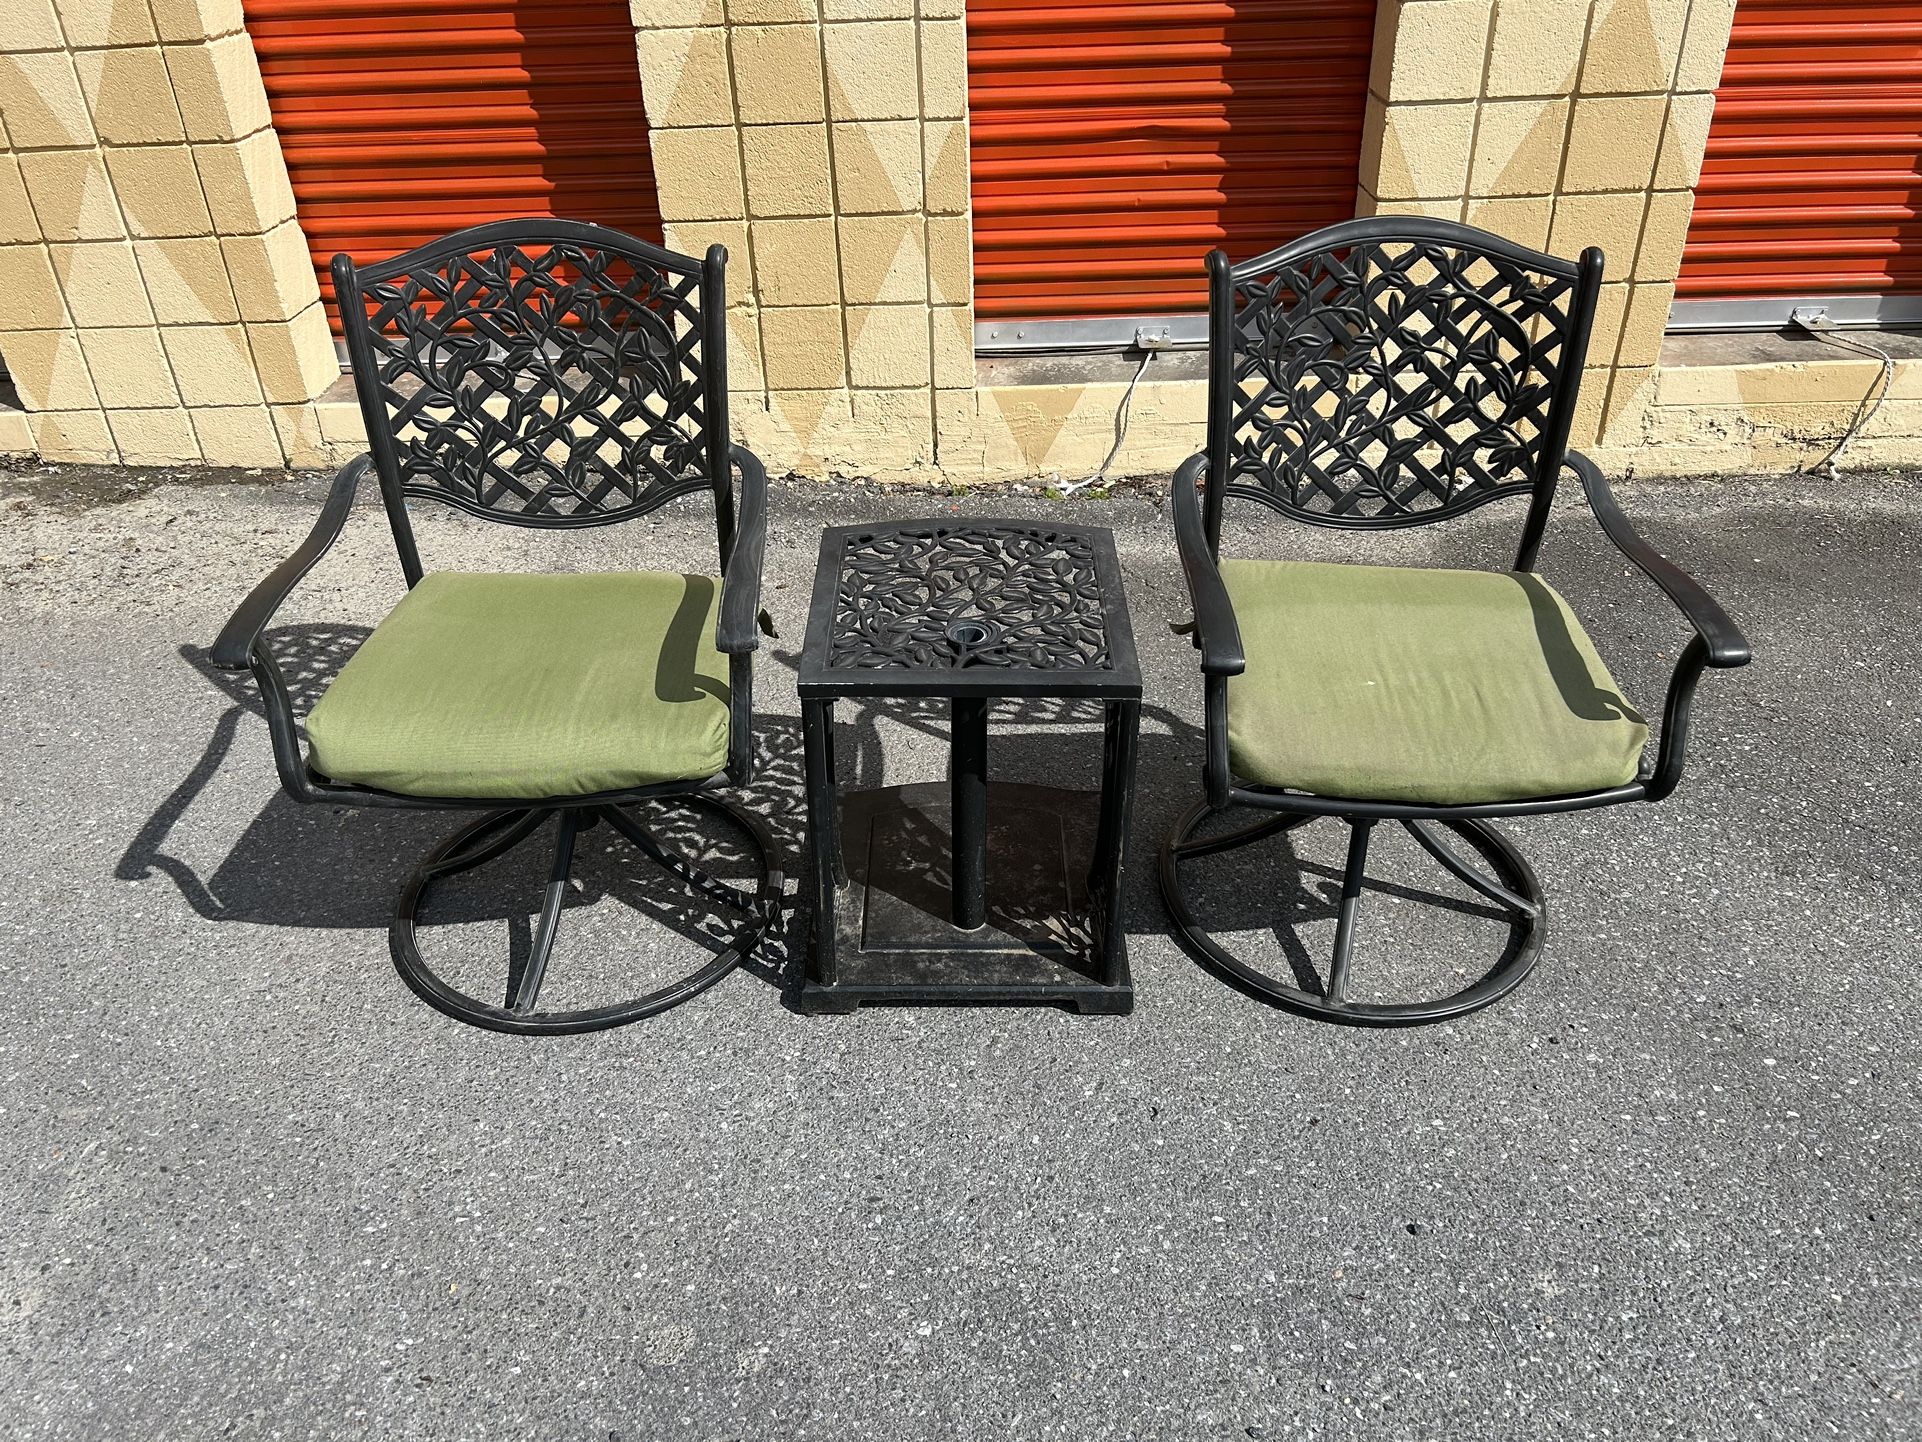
xmin=1793 ymin=315 xmax=1896 ymax=481
xmin=1060 ymin=348 xmax=1155 ymax=496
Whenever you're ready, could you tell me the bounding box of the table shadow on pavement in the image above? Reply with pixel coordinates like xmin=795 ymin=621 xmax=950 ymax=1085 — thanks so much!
xmin=784 ymin=674 xmax=1523 ymax=1013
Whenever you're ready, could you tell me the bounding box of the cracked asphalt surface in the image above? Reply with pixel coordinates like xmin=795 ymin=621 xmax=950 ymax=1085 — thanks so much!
xmin=0 ymin=459 xmax=1917 ymax=1440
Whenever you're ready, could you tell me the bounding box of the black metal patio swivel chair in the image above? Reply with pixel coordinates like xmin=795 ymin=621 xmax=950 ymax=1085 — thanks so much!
xmin=1162 ymin=217 xmax=1752 ymax=1025
xmin=211 ymin=220 xmax=774 ymax=1034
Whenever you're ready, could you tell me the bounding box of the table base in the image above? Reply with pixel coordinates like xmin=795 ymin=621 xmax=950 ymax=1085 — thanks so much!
xmin=793 ymin=779 xmax=1134 ymax=1015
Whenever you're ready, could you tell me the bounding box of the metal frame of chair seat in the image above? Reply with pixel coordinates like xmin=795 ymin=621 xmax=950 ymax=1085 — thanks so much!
xmin=1162 ymin=216 xmax=1752 ymax=1026
xmin=213 ymin=219 xmax=775 ymax=1035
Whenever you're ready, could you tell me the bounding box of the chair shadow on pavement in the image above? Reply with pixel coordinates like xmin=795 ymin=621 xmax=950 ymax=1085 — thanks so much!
xmin=114 ymin=627 xmax=813 ymax=999
xmin=117 ymin=630 xmax=1519 ymax=1015
xmin=116 ymin=625 xmax=395 ymax=930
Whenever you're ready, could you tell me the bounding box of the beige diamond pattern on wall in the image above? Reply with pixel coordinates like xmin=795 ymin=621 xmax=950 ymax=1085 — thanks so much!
xmin=0 ymin=0 xmax=336 ymax=466
xmin=1360 ymin=0 xmax=1733 ymax=456
xmin=0 ymin=0 xmax=1883 ymax=482
xmin=635 ymin=0 xmax=975 ymax=477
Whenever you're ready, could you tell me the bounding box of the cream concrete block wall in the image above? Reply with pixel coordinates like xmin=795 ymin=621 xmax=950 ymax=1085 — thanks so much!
xmin=8 ymin=0 xmax=1911 ymax=483
xmin=1358 ymin=0 xmax=1737 ymax=468
xmin=0 ymin=0 xmax=335 ymax=466
xmin=869 ymin=0 xmax=1752 ymax=486
xmin=1631 ymin=337 xmax=1922 ymax=475
xmin=956 ymin=0 xmax=1744 ymax=485
xmin=631 ymin=0 xmax=971 ymax=478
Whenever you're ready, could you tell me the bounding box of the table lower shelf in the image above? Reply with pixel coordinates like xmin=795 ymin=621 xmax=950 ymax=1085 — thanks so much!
xmin=793 ymin=779 xmax=1132 ymax=1015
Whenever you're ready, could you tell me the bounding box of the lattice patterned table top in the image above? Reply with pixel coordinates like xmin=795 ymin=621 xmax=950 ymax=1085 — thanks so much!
xmin=798 ymin=520 xmax=1140 ymax=698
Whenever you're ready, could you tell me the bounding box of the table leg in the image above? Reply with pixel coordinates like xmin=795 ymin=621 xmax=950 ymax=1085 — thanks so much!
xmin=950 ymin=696 xmax=988 ymax=930
xmin=1091 ymin=698 xmax=1140 ymax=987
xmin=802 ymin=698 xmax=840 ymax=985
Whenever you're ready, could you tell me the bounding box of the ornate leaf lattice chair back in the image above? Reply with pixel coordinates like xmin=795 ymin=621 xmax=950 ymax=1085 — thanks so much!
xmin=213 ymin=220 xmax=775 ymax=1034
xmin=1163 ymin=216 xmax=1752 ymax=1025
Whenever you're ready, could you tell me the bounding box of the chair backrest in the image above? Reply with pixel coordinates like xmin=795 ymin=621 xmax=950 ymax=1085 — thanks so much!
xmin=334 ymin=220 xmax=731 ymax=570
xmin=1204 ymin=217 xmax=1602 ymax=566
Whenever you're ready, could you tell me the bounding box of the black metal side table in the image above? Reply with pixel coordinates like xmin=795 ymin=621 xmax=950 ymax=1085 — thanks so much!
xmin=794 ymin=520 xmax=1142 ymax=1014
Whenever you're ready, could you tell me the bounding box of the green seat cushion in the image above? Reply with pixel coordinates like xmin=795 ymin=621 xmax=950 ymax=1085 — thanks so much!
xmin=1220 ymin=559 xmax=1647 ymax=805
xmin=305 ymin=570 xmax=731 ymax=800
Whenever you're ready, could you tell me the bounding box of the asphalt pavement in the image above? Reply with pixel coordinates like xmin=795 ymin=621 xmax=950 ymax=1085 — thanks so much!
xmin=0 ymin=458 xmax=1917 ymax=1441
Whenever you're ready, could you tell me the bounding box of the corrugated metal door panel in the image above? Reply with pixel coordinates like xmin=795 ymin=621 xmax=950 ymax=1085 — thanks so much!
xmin=1678 ymin=0 xmax=1922 ymax=302
xmin=968 ymin=0 xmax=1375 ymax=322
xmin=243 ymin=0 xmax=662 ymax=334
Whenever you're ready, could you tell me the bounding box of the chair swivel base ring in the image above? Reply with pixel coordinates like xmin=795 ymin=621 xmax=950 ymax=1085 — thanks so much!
xmin=391 ymin=795 xmax=778 ymax=1035
xmin=1159 ymin=799 xmax=1546 ymax=1027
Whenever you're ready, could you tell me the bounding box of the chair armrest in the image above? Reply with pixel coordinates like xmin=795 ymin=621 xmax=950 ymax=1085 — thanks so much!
xmin=1566 ymin=449 xmax=1751 ymax=669
xmin=211 ymin=455 xmax=372 ymax=670
xmin=1171 ymin=452 xmax=1245 ymax=676
xmin=1566 ymin=449 xmax=1751 ymax=802
xmin=715 ymin=444 xmax=768 ymax=655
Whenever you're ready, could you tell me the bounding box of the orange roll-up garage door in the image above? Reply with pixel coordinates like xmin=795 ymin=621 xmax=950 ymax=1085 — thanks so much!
xmin=243 ymin=0 xmax=663 ymax=334
xmin=967 ymin=0 xmax=1375 ymax=343
xmin=1674 ymin=0 xmax=1922 ymax=328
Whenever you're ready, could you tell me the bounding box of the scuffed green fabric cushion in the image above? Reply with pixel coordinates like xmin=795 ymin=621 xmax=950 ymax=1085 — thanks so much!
xmin=305 ymin=570 xmax=731 ymax=800
xmin=1220 ymin=559 xmax=1647 ymax=805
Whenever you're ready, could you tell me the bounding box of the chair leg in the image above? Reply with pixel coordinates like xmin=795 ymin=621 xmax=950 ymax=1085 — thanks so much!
xmin=1165 ymin=806 xmax=1313 ymax=860
xmin=390 ymin=795 xmax=780 ymax=1035
xmin=504 ymin=807 xmax=581 ymax=1015
xmin=597 ymin=803 xmax=774 ymax=919
xmin=1158 ymin=798 xmax=1546 ymax=1026
xmin=1323 ymin=819 xmax=1375 ymax=1006
xmin=1400 ymin=818 xmax=1542 ymax=917
xmin=433 ymin=808 xmax=548 ymax=872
